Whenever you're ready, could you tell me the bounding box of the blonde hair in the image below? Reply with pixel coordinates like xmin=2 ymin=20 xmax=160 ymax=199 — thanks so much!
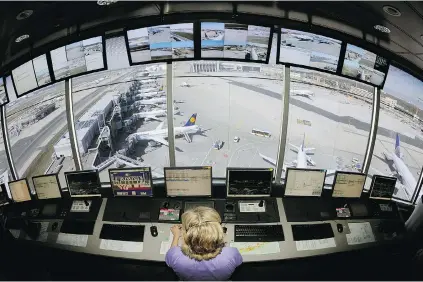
xmin=181 ymin=206 xmax=225 ymax=261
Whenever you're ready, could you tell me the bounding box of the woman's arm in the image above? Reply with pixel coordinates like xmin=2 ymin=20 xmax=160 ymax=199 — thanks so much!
xmin=171 ymin=234 xmax=180 ymax=247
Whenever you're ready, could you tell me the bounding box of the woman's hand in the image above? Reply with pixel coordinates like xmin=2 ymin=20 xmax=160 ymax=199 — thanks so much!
xmin=171 ymin=224 xmax=182 ymax=237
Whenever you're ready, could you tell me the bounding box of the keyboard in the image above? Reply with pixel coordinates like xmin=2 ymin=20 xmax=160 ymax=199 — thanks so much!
xmin=234 ymin=225 xmax=284 ymax=242
xmin=100 ymin=224 xmax=145 ymax=242
xmin=292 ymin=223 xmax=334 ymax=241
xmin=283 ymin=198 xmax=335 ymax=222
xmin=60 ymin=220 xmax=95 ymax=235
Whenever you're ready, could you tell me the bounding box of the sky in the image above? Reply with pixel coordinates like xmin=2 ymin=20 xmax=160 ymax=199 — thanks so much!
xmin=383 ymin=65 xmax=423 ymax=109
xmin=202 ymin=22 xmax=224 ymax=31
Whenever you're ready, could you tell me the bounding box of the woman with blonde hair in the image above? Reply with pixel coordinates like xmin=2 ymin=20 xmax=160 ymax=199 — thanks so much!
xmin=165 ymin=206 xmax=243 ymax=281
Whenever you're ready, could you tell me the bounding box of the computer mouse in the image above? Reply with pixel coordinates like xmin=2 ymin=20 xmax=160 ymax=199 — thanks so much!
xmin=258 ymin=200 xmax=264 ymax=207
xmin=337 ymin=223 xmax=343 ymax=233
xmin=150 ymin=226 xmax=158 ymax=237
xmin=163 ymin=202 xmax=170 ymax=209
xmin=84 ymin=200 xmax=90 ymax=207
xmin=225 ymin=204 xmax=234 ymax=211
xmin=52 ymin=222 xmax=58 ymax=231
xmin=174 ymin=203 xmax=180 ymax=209
xmin=222 ymin=227 xmax=227 ymax=234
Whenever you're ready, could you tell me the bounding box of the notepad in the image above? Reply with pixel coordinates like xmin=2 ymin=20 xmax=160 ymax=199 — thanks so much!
xmin=296 ymin=238 xmax=336 ymax=251
xmin=346 ymin=222 xmax=375 ymax=245
xmin=160 ymin=232 xmax=174 ymax=255
xmin=9 ymin=229 xmax=20 ymax=239
xmin=230 ymin=242 xmax=280 ymax=255
xmin=56 ymin=233 xmax=88 ymax=247
xmin=100 ymin=239 xmax=143 ymax=252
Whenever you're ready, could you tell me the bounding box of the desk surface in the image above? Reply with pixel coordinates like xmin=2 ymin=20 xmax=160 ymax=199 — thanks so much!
xmin=7 ymin=198 xmax=401 ymax=262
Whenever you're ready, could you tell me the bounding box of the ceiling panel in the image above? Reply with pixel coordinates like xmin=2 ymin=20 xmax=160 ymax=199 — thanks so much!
xmin=312 ymin=15 xmax=363 ymax=38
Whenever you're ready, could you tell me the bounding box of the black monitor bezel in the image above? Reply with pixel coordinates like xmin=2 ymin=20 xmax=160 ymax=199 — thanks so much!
xmin=64 ymin=169 xmax=102 ymax=198
xmin=0 ymin=182 xmax=11 ymax=207
xmin=0 ymin=76 xmax=10 ymax=107
xmin=164 ymin=166 xmax=213 ymax=198
xmin=226 ymin=167 xmax=273 ymax=198
xmin=32 ymin=173 xmax=63 ymax=201
xmin=331 ymin=171 xmax=366 ymax=199
xmin=108 ymin=167 xmax=154 ymax=197
xmin=8 ymin=178 xmax=33 ymax=203
xmin=283 ymin=167 xmax=327 ymax=197
xmin=369 ymin=174 xmax=397 ymax=201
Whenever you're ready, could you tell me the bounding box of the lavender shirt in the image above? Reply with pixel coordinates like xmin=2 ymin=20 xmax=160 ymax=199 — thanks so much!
xmin=165 ymin=246 xmax=243 ymax=281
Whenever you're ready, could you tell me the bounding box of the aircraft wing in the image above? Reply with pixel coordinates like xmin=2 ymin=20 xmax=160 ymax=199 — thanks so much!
xmin=395 ymin=183 xmax=412 ymax=201
xmin=150 ymin=136 xmax=169 ymax=146
xmin=288 ymin=143 xmax=299 ymax=153
xmin=145 ymin=115 xmax=161 ymax=121
xmin=156 ymin=122 xmax=165 ymax=130
xmin=382 ymin=151 xmax=393 ymax=161
xmin=370 ymin=167 xmax=387 ymax=176
xmin=259 ymin=153 xmax=276 ymax=166
xmin=304 ymin=148 xmax=315 ymax=152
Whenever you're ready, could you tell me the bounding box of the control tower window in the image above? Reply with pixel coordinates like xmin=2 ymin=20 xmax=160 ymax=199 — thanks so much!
xmin=368 ymin=65 xmax=423 ymax=203
xmin=71 ymin=63 xmax=169 ymax=182
xmin=284 ymin=67 xmax=373 ymax=185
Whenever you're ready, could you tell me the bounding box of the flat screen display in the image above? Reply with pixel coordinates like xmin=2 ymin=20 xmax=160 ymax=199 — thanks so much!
xmin=128 ymin=23 xmax=194 ymax=63
xmin=284 ymin=168 xmax=326 ymax=197
xmin=109 ymin=167 xmax=153 ymax=196
xmin=65 ymin=170 xmax=101 ymax=197
xmin=279 ymin=28 xmax=341 ymax=72
xmin=341 ymin=44 xmax=388 ymax=86
xmin=369 ymin=175 xmax=397 ymax=201
xmin=0 ymin=185 xmax=9 ymax=207
xmin=165 ymin=167 xmax=212 ymax=197
xmin=332 ymin=172 xmax=366 ymax=198
xmin=51 ymin=36 xmax=104 ymax=80
xmin=227 ymin=168 xmax=273 ymax=197
xmin=33 ymin=175 xmax=62 ymax=200
xmin=9 ymin=179 xmax=31 ymax=203
xmin=0 ymin=77 xmax=7 ymax=105
xmin=201 ymin=22 xmax=271 ymax=61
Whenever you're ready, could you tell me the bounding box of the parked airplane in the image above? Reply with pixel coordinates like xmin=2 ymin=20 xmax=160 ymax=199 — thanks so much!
xmin=139 ymin=97 xmax=167 ymax=105
xmin=291 ymin=89 xmax=314 ymax=99
xmin=371 ymin=133 xmax=417 ymax=201
xmin=133 ymin=108 xmax=180 ymax=121
xmin=135 ymin=92 xmax=165 ymax=99
xmin=126 ymin=113 xmax=204 ymax=146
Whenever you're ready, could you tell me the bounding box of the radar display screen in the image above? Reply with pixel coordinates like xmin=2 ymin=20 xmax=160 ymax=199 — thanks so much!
xmin=65 ymin=170 xmax=101 ymax=197
xmin=369 ymin=175 xmax=397 ymax=201
xmin=226 ymin=168 xmax=273 ymax=197
xmin=109 ymin=167 xmax=153 ymax=196
xmin=284 ymin=168 xmax=326 ymax=197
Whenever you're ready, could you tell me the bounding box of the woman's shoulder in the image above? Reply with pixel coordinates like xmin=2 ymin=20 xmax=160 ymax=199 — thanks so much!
xmin=221 ymin=246 xmax=241 ymax=256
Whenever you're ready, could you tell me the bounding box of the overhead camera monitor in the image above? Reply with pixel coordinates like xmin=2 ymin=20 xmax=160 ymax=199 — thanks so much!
xmin=165 ymin=167 xmax=212 ymax=197
xmin=51 ymin=36 xmax=104 ymax=80
xmin=0 ymin=184 xmax=10 ymax=207
xmin=226 ymin=168 xmax=273 ymax=197
xmin=12 ymin=54 xmax=52 ymax=96
xmin=332 ymin=172 xmax=366 ymax=198
xmin=369 ymin=175 xmax=397 ymax=201
xmin=201 ymin=22 xmax=271 ymax=61
xmin=278 ymin=28 xmax=341 ymax=72
xmin=109 ymin=167 xmax=153 ymax=196
xmin=341 ymin=44 xmax=388 ymax=86
xmin=65 ymin=170 xmax=101 ymax=197
xmin=8 ymin=179 xmax=31 ymax=203
xmin=0 ymin=77 xmax=8 ymax=106
xmin=284 ymin=168 xmax=326 ymax=197
xmin=32 ymin=174 xmax=62 ymax=200
xmin=127 ymin=23 xmax=194 ymax=63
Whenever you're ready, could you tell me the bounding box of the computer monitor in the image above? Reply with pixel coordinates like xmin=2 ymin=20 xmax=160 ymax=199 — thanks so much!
xmin=109 ymin=167 xmax=153 ymax=196
xmin=332 ymin=171 xmax=366 ymax=198
xmin=0 ymin=184 xmax=10 ymax=207
xmin=369 ymin=175 xmax=397 ymax=201
xmin=8 ymin=179 xmax=32 ymax=203
xmin=284 ymin=168 xmax=326 ymax=197
xmin=65 ymin=170 xmax=101 ymax=197
xmin=226 ymin=168 xmax=273 ymax=197
xmin=32 ymin=174 xmax=62 ymax=200
xmin=165 ymin=167 xmax=212 ymax=197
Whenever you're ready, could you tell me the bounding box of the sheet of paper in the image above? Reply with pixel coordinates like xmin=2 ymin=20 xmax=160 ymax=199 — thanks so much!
xmin=100 ymin=239 xmax=143 ymax=252
xmin=9 ymin=229 xmax=20 ymax=239
xmin=56 ymin=233 xmax=88 ymax=247
xmin=230 ymin=242 xmax=280 ymax=255
xmin=346 ymin=222 xmax=376 ymax=245
xmin=160 ymin=232 xmax=174 ymax=255
xmin=296 ymin=238 xmax=336 ymax=251
xmin=24 ymin=222 xmax=49 ymax=242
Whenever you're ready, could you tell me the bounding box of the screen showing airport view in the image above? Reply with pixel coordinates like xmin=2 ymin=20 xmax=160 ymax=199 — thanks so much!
xmin=51 ymin=36 xmax=104 ymax=80
xmin=227 ymin=168 xmax=273 ymax=197
xmin=109 ymin=167 xmax=153 ymax=196
xmin=33 ymin=175 xmax=61 ymax=200
xmin=165 ymin=167 xmax=212 ymax=197
xmin=369 ymin=175 xmax=397 ymax=201
xmin=332 ymin=172 xmax=365 ymax=198
xmin=201 ymin=22 xmax=271 ymax=61
xmin=12 ymin=54 xmax=52 ymax=96
xmin=65 ymin=170 xmax=101 ymax=197
xmin=0 ymin=77 xmax=7 ymax=105
xmin=341 ymin=44 xmax=388 ymax=86
xmin=128 ymin=23 xmax=194 ymax=63
xmin=284 ymin=168 xmax=326 ymax=197
xmin=279 ymin=28 xmax=341 ymax=72
xmin=9 ymin=179 xmax=31 ymax=202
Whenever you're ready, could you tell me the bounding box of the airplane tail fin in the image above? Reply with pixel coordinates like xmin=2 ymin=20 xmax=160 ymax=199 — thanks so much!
xmin=184 ymin=113 xmax=197 ymax=127
xmin=395 ymin=133 xmax=401 ymax=158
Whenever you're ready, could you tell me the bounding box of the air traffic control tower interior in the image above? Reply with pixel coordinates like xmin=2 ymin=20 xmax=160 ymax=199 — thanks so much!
xmin=1 ymin=1 xmax=423 ymax=280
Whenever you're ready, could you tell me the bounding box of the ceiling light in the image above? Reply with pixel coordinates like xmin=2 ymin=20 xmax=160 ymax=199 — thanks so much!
xmin=15 ymin=34 xmax=29 ymax=43
xmin=374 ymin=25 xmax=391 ymax=34
xmin=16 ymin=10 xmax=33 ymax=20
xmin=383 ymin=5 xmax=401 ymax=17
xmin=97 ymin=0 xmax=118 ymax=6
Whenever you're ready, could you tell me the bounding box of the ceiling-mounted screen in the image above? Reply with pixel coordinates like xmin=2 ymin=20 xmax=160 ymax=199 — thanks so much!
xmin=278 ymin=28 xmax=341 ymax=72
xmin=341 ymin=44 xmax=388 ymax=87
xmin=12 ymin=54 xmax=51 ymax=96
xmin=201 ymin=22 xmax=271 ymax=61
xmin=0 ymin=77 xmax=8 ymax=105
xmin=127 ymin=23 xmax=194 ymax=64
xmin=50 ymin=36 xmax=104 ymax=80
